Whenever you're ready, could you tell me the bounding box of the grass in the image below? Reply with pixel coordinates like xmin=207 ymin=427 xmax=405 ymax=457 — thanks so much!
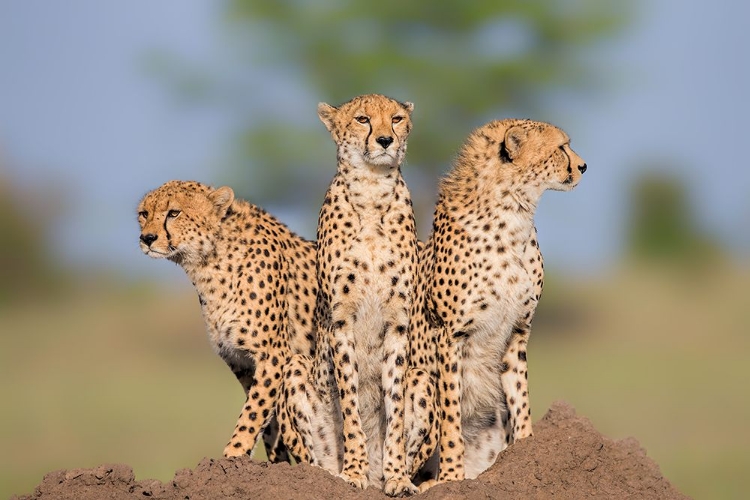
xmin=1 ymin=265 xmax=748 ymax=499
xmin=529 ymin=263 xmax=750 ymax=499
xmin=0 ymin=287 xmax=245 ymax=496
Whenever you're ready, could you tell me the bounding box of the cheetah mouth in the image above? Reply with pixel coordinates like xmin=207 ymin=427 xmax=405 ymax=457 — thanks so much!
xmin=142 ymin=248 xmax=169 ymax=258
xmin=140 ymin=245 xmax=176 ymax=259
xmin=366 ymin=150 xmax=398 ymax=167
xmin=557 ymin=175 xmax=580 ymax=191
xmin=563 ymin=173 xmax=582 ymax=185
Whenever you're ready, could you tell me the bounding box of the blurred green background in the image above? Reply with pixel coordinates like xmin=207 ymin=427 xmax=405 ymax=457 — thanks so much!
xmin=1 ymin=1 xmax=748 ymax=499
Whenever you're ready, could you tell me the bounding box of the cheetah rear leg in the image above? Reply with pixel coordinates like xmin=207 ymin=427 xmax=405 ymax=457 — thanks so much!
xmin=223 ymin=356 xmax=283 ymax=458
xmin=281 ymin=354 xmax=341 ymax=473
xmin=461 ymin=406 xmax=510 ymax=479
xmin=261 ymin=416 xmax=289 ymax=462
xmin=500 ymin=323 xmax=533 ymax=442
xmin=275 ymin=386 xmax=314 ymax=465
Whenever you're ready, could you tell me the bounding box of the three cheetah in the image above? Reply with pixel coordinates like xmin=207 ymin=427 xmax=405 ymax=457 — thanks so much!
xmin=137 ymin=108 xmax=586 ymax=495
xmin=418 ymin=119 xmax=587 ymax=483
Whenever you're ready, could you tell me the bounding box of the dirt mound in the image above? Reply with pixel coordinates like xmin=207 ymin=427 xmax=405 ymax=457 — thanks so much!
xmin=12 ymin=402 xmax=688 ymax=500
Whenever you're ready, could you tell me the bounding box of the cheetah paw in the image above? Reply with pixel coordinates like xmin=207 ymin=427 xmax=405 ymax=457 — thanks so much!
xmin=222 ymin=443 xmax=247 ymax=458
xmin=384 ymin=477 xmax=419 ymax=497
xmin=514 ymin=427 xmax=533 ymax=441
xmin=417 ymin=479 xmax=442 ymax=493
xmin=338 ymin=470 xmax=368 ymax=489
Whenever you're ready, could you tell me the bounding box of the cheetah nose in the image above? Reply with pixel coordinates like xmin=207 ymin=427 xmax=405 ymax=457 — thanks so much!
xmin=140 ymin=233 xmax=158 ymax=246
xmin=578 ymin=163 xmax=587 ymax=174
xmin=376 ymin=136 xmax=394 ymax=149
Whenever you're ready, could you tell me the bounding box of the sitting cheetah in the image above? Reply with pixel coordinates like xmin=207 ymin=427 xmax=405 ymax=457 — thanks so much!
xmin=315 ymin=94 xmax=422 ymax=495
xmin=137 ymin=180 xmax=329 ymax=467
xmin=418 ymin=119 xmax=587 ymax=484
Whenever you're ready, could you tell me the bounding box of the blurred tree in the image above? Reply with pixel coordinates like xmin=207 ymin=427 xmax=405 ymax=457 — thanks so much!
xmin=0 ymin=175 xmax=64 ymax=305
xmin=627 ymin=172 xmax=720 ymax=265
xmin=151 ymin=0 xmax=628 ymax=218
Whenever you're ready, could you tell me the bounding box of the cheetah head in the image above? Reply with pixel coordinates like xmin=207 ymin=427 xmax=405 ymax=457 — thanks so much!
xmin=137 ymin=180 xmax=234 ymax=267
xmin=317 ymin=93 xmax=414 ymax=171
xmin=497 ymin=119 xmax=587 ymax=192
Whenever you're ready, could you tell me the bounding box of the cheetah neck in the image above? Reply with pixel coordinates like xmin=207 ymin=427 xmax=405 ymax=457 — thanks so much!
xmin=336 ymin=161 xmax=403 ymax=216
xmin=441 ymin=151 xmax=545 ymax=216
xmin=441 ymin=170 xmax=540 ymax=241
xmin=179 ymin=201 xmax=271 ymax=297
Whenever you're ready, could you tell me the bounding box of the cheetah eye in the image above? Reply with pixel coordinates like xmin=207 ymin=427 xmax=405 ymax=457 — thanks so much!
xmin=167 ymin=209 xmax=181 ymax=218
xmin=138 ymin=211 xmax=148 ymax=219
xmin=392 ymin=116 xmax=403 ymax=124
xmin=355 ymin=116 xmax=370 ymax=124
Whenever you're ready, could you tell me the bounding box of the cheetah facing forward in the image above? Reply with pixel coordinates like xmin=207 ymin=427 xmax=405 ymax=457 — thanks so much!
xmin=137 ymin=180 xmax=322 ymax=465
xmin=420 ymin=119 xmax=587 ymax=483
xmin=315 ymin=94 xmax=421 ymax=495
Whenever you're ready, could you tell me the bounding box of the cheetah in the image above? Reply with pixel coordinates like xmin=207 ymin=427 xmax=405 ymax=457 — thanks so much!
xmin=315 ymin=94 xmax=422 ymax=495
xmin=418 ymin=119 xmax=587 ymax=485
xmin=137 ymin=180 xmax=333 ymax=467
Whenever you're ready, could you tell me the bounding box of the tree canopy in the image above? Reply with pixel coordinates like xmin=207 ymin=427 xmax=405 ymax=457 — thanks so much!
xmin=157 ymin=1 xmax=628 ymax=208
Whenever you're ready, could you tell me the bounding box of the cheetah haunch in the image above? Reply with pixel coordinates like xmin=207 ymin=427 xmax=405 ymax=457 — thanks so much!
xmin=418 ymin=119 xmax=587 ymax=486
xmin=315 ymin=94 xmax=424 ymax=495
xmin=137 ymin=180 xmax=324 ymax=466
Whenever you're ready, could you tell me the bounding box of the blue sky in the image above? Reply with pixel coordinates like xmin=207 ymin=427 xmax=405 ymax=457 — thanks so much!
xmin=1 ymin=0 xmax=748 ymax=281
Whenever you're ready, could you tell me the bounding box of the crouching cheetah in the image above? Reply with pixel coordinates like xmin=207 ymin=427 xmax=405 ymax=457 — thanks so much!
xmin=137 ymin=180 xmax=330 ymax=466
xmin=312 ymin=94 xmax=427 ymax=496
xmin=419 ymin=119 xmax=587 ymax=484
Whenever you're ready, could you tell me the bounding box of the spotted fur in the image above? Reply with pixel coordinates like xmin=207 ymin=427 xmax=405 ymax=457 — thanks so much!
xmin=315 ymin=94 xmax=420 ymax=495
xmin=137 ymin=180 xmax=319 ymax=465
xmin=416 ymin=119 xmax=587 ymax=486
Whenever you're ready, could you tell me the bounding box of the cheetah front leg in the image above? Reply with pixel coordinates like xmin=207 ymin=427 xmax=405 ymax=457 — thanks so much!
xmin=329 ymin=320 xmax=370 ymax=489
xmin=381 ymin=313 xmax=419 ymax=496
xmin=223 ymin=352 xmax=284 ymax=458
xmin=226 ymin=363 xmax=258 ymax=457
xmin=231 ymin=363 xmax=289 ymax=463
xmin=500 ymin=232 xmax=542 ymax=443
xmin=500 ymin=321 xmax=533 ymax=442
xmin=500 ymin=232 xmax=544 ymax=444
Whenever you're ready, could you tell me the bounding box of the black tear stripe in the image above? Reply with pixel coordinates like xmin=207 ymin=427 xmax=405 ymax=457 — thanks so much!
xmin=364 ymin=122 xmax=372 ymax=157
xmin=560 ymin=146 xmax=571 ymax=170
xmin=163 ymin=214 xmax=172 ymax=243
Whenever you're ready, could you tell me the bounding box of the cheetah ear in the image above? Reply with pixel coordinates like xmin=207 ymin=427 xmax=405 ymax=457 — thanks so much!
xmin=503 ymin=126 xmax=527 ymax=162
xmin=317 ymin=102 xmax=338 ymax=134
xmin=209 ymin=186 xmax=234 ymax=214
xmin=402 ymin=101 xmax=415 ymax=114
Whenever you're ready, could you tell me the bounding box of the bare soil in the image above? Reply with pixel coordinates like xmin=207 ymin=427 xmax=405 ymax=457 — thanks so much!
xmin=12 ymin=401 xmax=688 ymax=500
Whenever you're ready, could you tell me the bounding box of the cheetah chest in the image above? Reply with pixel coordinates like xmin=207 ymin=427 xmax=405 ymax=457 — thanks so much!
xmin=472 ymin=253 xmax=532 ymax=334
xmin=198 ymin=290 xmax=256 ymax=372
xmin=458 ymin=235 xmax=535 ymax=416
xmin=344 ymin=219 xmax=412 ymax=338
